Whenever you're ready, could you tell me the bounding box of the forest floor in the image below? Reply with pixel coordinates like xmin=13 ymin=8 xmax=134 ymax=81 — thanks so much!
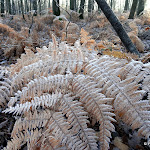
xmin=0 ymin=11 xmax=150 ymax=150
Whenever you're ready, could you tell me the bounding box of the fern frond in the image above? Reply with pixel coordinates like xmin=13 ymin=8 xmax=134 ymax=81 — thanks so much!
xmin=4 ymin=110 xmax=44 ymax=150
xmin=9 ymin=73 xmax=73 ymax=105
xmin=4 ymin=92 xmax=62 ymax=114
xmin=44 ymin=110 xmax=76 ymax=149
xmin=60 ymin=93 xmax=98 ymax=150
xmin=4 ymin=110 xmax=67 ymax=149
xmin=116 ymin=60 xmax=150 ymax=81
xmin=10 ymin=48 xmax=40 ymax=75
xmin=11 ymin=44 xmax=87 ymax=92
xmin=39 ymin=136 xmax=66 ymax=150
xmin=11 ymin=110 xmax=50 ymax=137
xmin=0 ymin=67 xmax=11 ymax=107
xmin=72 ymin=75 xmax=115 ymax=150
xmin=3 ymin=131 xmax=25 ymax=150
xmin=85 ymin=57 xmax=150 ymax=141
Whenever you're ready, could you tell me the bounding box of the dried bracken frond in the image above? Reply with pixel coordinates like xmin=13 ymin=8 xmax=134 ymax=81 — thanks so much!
xmin=59 ymin=93 xmax=98 ymax=149
xmin=4 ymin=92 xmax=62 ymax=114
xmin=2 ymin=33 xmax=150 ymax=150
xmin=80 ymin=28 xmax=92 ymax=44
xmin=0 ymin=66 xmax=11 ymax=108
xmin=85 ymin=57 xmax=150 ymax=140
xmin=0 ymin=23 xmax=24 ymax=40
xmin=72 ymin=75 xmax=115 ymax=150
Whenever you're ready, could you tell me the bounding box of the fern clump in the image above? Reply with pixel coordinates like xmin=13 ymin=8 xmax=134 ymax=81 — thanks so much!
xmin=1 ymin=35 xmax=150 ymax=150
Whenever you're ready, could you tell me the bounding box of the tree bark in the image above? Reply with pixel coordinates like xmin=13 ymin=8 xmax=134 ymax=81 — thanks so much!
xmin=128 ymin=0 xmax=139 ymax=19
xmin=88 ymin=0 xmax=94 ymax=12
xmin=25 ymin=0 xmax=29 ymax=13
xmin=48 ymin=0 xmax=51 ymax=8
xmin=110 ymin=0 xmax=113 ymax=9
xmin=1 ymin=0 xmax=4 ymax=16
xmin=137 ymin=0 xmax=145 ymax=16
xmin=38 ymin=0 xmax=42 ymax=15
xmin=30 ymin=0 xmax=32 ymax=11
xmin=33 ymin=0 xmax=37 ymax=15
xmin=6 ymin=0 xmax=12 ymax=14
xmin=8 ymin=0 xmax=12 ymax=14
xmin=95 ymin=0 xmax=140 ymax=56
xmin=20 ymin=0 xmax=25 ymax=20
xmin=44 ymin=0 xmax=47 ymax=10
xmin=79 ymin=0 xmax=85 ymax=19
xmin=124 ymin=0 xmax=129 ymax=11
xmin=70 ymin=0 xmax=76 ymax=11
xmin=12 ymin=0 xmax=16 ymax=15
xmin=18 ymin=1 xmax=21 ymax=15
xmin=52 ymin=0 xmax=60 ymax=16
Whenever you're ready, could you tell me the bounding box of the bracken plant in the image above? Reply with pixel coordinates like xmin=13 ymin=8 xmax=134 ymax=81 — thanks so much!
xmin=0 ymin=35 xmax=150 ymax=150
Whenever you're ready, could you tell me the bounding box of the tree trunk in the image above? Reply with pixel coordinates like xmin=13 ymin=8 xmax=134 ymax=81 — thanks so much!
xmin=8 ymin=0 xmax=12 ymax=14
xmin=128 ymin=0 xmax=139 ymax=19
xmin=25 ymin=0 xmax=29 ymax=13
xmin=79 ymin=0 xmax=85 ymax=19
xmin=38 ymin=0 xmax=42 ymax=15
xmin=88 ymin=0 xmax=94 ymax=12
xmin=137 ymin=0 xmax=145 ymax=16
xmin=18 ymin=0 xmax=21 ymax=15
xmin=66 ymin=0 xmax=68 ymax=9
xmin=20 ymin=0 xmax=25 ymax=20
xmin=1 ymin=0 xmax=4 ymax=16
xmin=110 ymin=0 xmax=113 ymax=9
xmin=124 ymin=0 xmax=129 ymax=11
xmin=70 ymin=0 xmax=76 ymax=11
xmin=12 ymin=0 xmax=16 ymax=15
xmin=48 ymin=0 xmax=51 ymax=8
xmin=95 ymin=0 xmax=140 ymax=56
xmin=33 ymin=0 xmax=37 ymax=15
xmin=30 ymin=0 xmax=32 ymax=11
xmin=44 ymin=0 xmax=47 ymax=10
xmin=6 ymin=0 xmax=12 ymax=14
xmin=52 ymin=0 xmax=60 ymax=16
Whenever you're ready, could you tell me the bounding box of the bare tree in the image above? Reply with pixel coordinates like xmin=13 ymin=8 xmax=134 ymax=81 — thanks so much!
xmin=128 ymin=0 xmax=139 ymax=19
xmin=33 ymin=0 xmax=37 ymax=16
xmin=12 ymin=0 xmax=16 ymax=15
xmin=79 ymin=0 xmax=85 ymax=19
xmin=70 ymin=0 xmax=76 ymax=11
xmin=48 ymin=0 xmax=51 ymax=8
xmin=6 ymin=0 xmax=12 ymax=14
xmin=137 ymin=0 xmax=146 ymax=16
xmin=1 ymin=0 xmax=4 ymax=16
xmin=38 ymin=0 xmax=42 ymax=15
xmin=53 ymin=0 xmax=60 ymax=16
xmin=110 ymin=0 xmax=113 ymax=9
xmin=25 ymin=0 xmax=29 ymax=13
xmin=95 ymin=0 xmax=140 ymax=56
xmin=88 ymin=0 xmax=94 ymax=13
xmin=20 ymin=0 xmax=25 ymax=20
xmin=124 ymin=0 xmax=129 ymax=11
xmin=30 ymin=0 xmax=32 ymax=11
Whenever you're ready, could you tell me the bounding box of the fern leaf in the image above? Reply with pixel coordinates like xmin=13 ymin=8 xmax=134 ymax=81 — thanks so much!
xmin=11 ymin=46 xmax=87 ymax=92
xmin=0 ymin=67 xmax=11 ymax=107
xmin=85 ymin=57 xmax=150 ymax=141
xmin=4 ymin=92 xmax=62 ymax=115
xmin=60 ymin=93 xmax=98 ymax=150
xmin=9 ymin=73 xmax=73 ymax=105
xmin=72 ymin=75 xmax=115 ymax=150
